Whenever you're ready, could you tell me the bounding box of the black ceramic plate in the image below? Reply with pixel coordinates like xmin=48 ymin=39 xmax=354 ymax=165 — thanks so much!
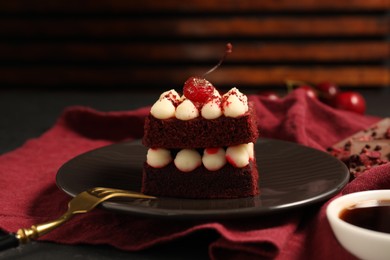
xmin=56 ymin=138 xmax=349 ymax=219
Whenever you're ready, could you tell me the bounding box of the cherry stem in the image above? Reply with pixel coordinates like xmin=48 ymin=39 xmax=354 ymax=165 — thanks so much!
xmin=285 ymin=79 xmax=312 ymax=92
xmin=202 ymin=43 xmax=232 ymax=78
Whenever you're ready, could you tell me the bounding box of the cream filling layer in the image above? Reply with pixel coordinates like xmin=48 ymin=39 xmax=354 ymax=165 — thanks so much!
xmin=146 ymin=143 xmax=254 ymax=172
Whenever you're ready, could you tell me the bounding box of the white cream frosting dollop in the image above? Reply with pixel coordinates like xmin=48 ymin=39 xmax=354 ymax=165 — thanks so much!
xmin=245 ymin=142 xmax=254 ymax=159
xmin=174 ymin=149 xmax=202 ymax=172
xmin=175 ymin=99 xmax=199 ymax=120
xmin=225 ymin=144 xmax=251 ymax=168
xmin=146 ymin=148 xmax=172 ymax=168
xmin=150 ymin=89 xmax=180 ymax=119
xmin=150 ymin=98 xmax=176 ymax=119
xmin=201 ymin=89 xmax=222 ymax=119
xmin=222 ymin=88 xmax=248 ymax=118
xmin=202 ymin=148 xmax=226 ymax=171
xmin=159 ymin=89 xmax=180 ymax=102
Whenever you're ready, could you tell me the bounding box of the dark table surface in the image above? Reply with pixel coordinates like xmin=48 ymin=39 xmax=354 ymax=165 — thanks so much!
xmin=0 ymin=88 xmax=389 ymax=259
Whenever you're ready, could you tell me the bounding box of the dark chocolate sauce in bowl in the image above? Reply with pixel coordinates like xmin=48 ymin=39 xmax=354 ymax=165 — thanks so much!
xmin=340 ymin=200 xmax=390 ymax=234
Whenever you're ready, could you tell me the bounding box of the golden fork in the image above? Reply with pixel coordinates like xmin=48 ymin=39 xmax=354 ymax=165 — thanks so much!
xmin=13 ymin=187 xmax=155 ymax=245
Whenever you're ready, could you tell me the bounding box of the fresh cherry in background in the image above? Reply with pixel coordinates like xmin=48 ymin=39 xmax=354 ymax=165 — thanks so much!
xmin=316 ymin=81 xmax=340 ymax=105
xmin=333 ymin=91 xmax=366 ymax=115
xmin=285 ymin=79 xmax=367 ymax=115
xmin=257 ymin=91 xmax=280 ymax=100
xmin=298 ymin=85 xmax=317 ymax=99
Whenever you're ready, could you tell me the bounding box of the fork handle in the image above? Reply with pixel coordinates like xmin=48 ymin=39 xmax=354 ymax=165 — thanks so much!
xmin=0 ymin=211 xmax=73 ymax=250
xmin=0 ymin=232 xmax=19 ymax=250
xmin=16 ymin=212 xmax=73 ymax=244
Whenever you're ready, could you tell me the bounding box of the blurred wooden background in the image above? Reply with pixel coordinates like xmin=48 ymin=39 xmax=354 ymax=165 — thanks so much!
xmin=0 ymin=0 xmax=389 ymax=90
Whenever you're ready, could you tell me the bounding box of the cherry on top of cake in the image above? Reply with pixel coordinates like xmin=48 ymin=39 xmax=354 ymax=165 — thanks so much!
xmin=182 ymin=43 xmax=231 ymax=104
xmin=150 ymin=43 xmax=250 ymax=120
xmin=183 ymin=77 xmax=215 ymax=105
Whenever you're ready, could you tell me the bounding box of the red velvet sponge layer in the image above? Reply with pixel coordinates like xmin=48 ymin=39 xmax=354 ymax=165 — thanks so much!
xmin=142 ymin=103 xmax=259 ymax=149
xmin=142 ymin=160 xmax=259 ymax=199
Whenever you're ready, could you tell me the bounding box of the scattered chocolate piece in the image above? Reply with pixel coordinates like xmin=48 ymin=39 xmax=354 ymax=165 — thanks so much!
xmin=328 ymin=118 xmax=390 ymax=178
xmin=386 ymin=128 xmax=390 ymax=139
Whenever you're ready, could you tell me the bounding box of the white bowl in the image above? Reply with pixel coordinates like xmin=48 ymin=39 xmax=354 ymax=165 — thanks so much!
xmin=327 ymin=190 xmax=390 ymax=260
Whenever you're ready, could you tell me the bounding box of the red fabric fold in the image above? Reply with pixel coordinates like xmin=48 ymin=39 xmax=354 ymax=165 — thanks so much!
xmin=0 ymin=89 xmax=387 ymax=259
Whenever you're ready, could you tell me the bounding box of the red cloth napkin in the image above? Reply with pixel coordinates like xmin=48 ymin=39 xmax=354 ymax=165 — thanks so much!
xmin=0 ymin=89 xmax=387 ymax=260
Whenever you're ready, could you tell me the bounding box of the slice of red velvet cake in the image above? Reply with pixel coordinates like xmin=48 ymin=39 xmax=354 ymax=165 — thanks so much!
xmin=141 ymin=82 xmax=259 ymax=199
xmin=141 ymin=43 xmax=259 ymax=199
